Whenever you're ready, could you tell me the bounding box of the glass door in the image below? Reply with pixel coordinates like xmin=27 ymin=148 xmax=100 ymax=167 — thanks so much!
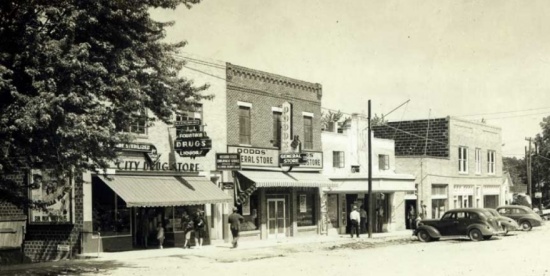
xmin=267 ymin=199 xmax=286 ymax=239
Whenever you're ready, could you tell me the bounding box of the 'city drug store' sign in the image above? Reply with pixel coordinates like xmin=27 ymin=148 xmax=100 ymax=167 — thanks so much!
xmin=113 ymin=160 xmax=202 ymax=172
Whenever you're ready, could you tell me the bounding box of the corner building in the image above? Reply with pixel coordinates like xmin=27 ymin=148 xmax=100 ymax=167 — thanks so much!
xmin=373 ymin=117 xmax=504 ymax=220
xmin=222 ymin=64 xmax=337 ymax=240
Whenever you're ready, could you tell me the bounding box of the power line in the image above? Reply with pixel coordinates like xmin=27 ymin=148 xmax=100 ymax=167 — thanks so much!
xmin=455 ymin=106 xmax=550 ymax=118
xmin=174 ymin=54 xmax=226 ymax=70
xmin=181 ymin=65 xmax=229 ymax=82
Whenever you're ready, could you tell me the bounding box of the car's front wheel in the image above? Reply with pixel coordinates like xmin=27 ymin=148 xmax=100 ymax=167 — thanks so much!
xmin=469 ymin=229 xmax=483 ymax=241
xmin=520 ymin=221 xmax=532 ymax=231
xmin=417 ymin=229 xmax=432 ymax=242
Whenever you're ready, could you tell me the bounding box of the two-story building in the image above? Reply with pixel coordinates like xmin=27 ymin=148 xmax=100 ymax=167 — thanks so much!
xmin=321 ymin=114 xmax=415 ymax=234
xmin=179 ymin=56 xmax=337 ymax=241
xmin=373 ymin=117 xmax=504 ymax=220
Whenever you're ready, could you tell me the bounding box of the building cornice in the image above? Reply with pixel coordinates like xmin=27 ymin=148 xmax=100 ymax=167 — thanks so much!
xmin=227 ymin=84 xmax=322 ymax=106
xmin=226 ymin=63 xmax=322 ymax=99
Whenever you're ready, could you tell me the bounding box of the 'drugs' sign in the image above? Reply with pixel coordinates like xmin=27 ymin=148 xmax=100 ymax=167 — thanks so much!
xmin=174 ymin=119 xmax=212 ymax=158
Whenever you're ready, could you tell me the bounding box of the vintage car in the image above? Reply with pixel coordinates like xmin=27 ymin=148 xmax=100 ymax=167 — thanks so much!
xmin=414 ymin=208 xmax=503 ymax=242
xmin=485 ymin=208 xmax=519 ymax=235
xmin=496 ymin=205 xmax=544 ymax=231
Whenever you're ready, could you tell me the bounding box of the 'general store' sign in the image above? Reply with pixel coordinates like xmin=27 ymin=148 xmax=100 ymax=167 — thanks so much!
xmin=228 ymin=146 xmax=323 ymax=169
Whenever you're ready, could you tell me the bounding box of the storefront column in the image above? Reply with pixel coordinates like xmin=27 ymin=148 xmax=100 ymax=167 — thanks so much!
xmin=291 ymin=188 xmax=297 ymax=237
xmin=260 ymin=189 xmax=267 ymax=240
xmin=222 ymin=203 xmax=230 ymax=242
xmin=317 ymin=189 xmax=324 ymax=235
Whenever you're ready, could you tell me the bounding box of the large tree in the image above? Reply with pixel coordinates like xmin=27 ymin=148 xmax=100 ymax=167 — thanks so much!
xmin=0 ymin=0 xmax=208 ymax=207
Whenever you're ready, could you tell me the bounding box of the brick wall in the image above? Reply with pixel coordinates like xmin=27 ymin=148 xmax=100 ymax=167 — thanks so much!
xmin=226 ymin=63 xmax=323 ymax=151
xmin=0 ymin=170 xmax=84 ymax=263
xmin=373 ymin=118 xmax=449 ymax=157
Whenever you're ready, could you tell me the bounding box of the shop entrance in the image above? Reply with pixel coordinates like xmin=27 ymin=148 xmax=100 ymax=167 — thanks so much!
xmin=133 ymin=207 xmax=165 ymax=249
xmin=405 ymin=200 xmax=417 ymax=229
xmin=267 ymin=199 xmax=286 ymax=239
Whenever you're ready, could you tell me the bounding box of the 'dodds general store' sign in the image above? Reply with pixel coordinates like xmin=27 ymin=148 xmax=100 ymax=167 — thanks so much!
xmin=279 ymin=102 xmax=307 ymax=167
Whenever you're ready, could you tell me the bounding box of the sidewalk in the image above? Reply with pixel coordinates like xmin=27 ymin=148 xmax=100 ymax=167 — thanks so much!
xmin=78 ymin=230 xmax=414 ymax=262
xmin=0 ymin=230 xmax=415 ymax=274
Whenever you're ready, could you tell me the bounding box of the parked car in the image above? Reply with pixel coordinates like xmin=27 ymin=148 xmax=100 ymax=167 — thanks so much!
xmin=496 ymin=205 xmax=544 ymax=231
xmin=485 ymin=208 xmax=519 ymax=235
xmin=414 ymin=208 xmax=503 ymax=242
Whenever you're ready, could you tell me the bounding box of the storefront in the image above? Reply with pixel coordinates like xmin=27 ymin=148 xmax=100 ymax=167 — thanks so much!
xmin=231 ymin=170 xmax=336 ymax=240
xmin=326 ymin=175 xmax=415 ymax=234
xmin=83 ymin=172 xmax=231 ymax=252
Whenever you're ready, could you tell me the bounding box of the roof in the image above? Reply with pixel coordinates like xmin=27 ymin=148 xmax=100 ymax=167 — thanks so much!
xmin=96 ymin=175 xmax=232 ymax=207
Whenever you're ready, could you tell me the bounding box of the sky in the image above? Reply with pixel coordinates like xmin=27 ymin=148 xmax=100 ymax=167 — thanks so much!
xmin=150 ymin=0 xmax=550 ymax=158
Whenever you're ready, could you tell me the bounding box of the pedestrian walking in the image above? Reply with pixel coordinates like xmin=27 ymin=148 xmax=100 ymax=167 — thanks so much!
xmin=349 ymin=205 xmax=360 ymax=238
xmin=360 ymin=204 xmax=367 ymax=234
xmin=228 ymin=207 xmax=245 ymax=248
xmin=156 ymin=222 xmax=165 ymax=249
xmin=194 ymin=210 xmax=206 ymax=249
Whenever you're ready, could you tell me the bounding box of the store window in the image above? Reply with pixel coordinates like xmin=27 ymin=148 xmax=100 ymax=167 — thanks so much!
xmin=297 ymin=192 xmax=316 ymax=226
xmin=237 ymin=192 xmax=259 ymax=232
xmin=92 ymin=179 xmax=130 ymax=236
xmin=431 ymin=199 xmax=447 ymax=219
xmin=239 ymin=105 xmax=251 ymax=144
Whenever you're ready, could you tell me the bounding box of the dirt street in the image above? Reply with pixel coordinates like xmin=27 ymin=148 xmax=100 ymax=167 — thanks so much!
xmin=3 ymin=225 xmax=549 ymax=276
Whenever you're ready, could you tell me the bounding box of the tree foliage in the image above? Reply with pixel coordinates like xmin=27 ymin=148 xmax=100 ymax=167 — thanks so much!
xmin=0 ymin=0 xmax=209 ymax=207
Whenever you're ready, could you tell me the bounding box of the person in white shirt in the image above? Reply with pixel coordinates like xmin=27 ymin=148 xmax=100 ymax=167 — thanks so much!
xmin=349 ymin=205 xmax=361 ymax=238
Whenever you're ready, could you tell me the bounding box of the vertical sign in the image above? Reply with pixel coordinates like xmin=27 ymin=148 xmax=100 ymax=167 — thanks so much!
xmin=281 ymin=102 xmax=293 ymax=153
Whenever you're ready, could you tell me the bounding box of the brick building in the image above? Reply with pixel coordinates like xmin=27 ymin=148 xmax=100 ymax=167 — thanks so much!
xmin=178 ymin=56 xmax=338 ymax=241
xmin=321 ymin=114 xmax=415 ymax=234
xmin=373 ymin=117 xmax=504 ymax=220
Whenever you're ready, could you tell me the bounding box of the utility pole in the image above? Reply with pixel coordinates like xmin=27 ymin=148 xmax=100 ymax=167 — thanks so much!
xmin=526 ymin=137 xmax=533 ymax=204
xmin=367 ymin=100 xmax=373 ymax=238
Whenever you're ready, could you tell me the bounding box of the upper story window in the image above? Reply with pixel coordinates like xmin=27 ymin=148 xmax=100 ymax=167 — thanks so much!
xmin=239 ymin=105 xmax=251 ymax=145
xmin=487 ymin=150 xmax=496 ymax=174
xmin=458 ymin=146 xmax=468 ymax=173
xmin=351 ymin=165 xmax=360 ymax=173
xmin=303 ymin=115 xmax=313 ymax=150
xmin=118 ymin=108 xmax=147 ymax=135
xmin=333 ymin=151 xmax=345 ymax=168
xmin=175 ymin=104 xmax=203 ymax=122
xmin=475 ymin=148 xmax=481 ymax=174
xmin=378 ymin=154 xmax=390 ymax=170
xmin=272 ymin=111 xmax=281 ymax=148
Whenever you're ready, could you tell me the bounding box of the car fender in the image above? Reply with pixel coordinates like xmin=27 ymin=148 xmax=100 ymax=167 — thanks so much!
xmin=415 ymin=225 xmax=441 ymax=238
xmin=467 ymin=223 xmax=494 ymax=235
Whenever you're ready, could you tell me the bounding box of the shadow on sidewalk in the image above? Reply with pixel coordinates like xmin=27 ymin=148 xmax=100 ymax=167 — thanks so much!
xmin=0 ymin=259 xmax=133 ymax=276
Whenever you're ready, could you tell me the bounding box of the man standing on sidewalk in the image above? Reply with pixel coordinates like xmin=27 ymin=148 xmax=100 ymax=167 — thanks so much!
xmin=228 ymin=207 xmax=245 ymax=248
xmin=349 ymin=205 xmax=360 ymax=238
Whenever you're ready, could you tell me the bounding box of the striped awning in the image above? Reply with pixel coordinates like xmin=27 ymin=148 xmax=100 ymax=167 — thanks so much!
xmin=96 ymin=175 xmax=232 ymax=207
xmin=237 ymin=171 xmax=338 ymax=188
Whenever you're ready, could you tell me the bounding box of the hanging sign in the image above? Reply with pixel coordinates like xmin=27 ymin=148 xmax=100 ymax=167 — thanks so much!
xmin=174 ymin=119 xmax=212 ymax=158
xmin=216 ymin=153 xmax=241 ymax=170
xmin=279 ymin=102 xmax=307 ymax=167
